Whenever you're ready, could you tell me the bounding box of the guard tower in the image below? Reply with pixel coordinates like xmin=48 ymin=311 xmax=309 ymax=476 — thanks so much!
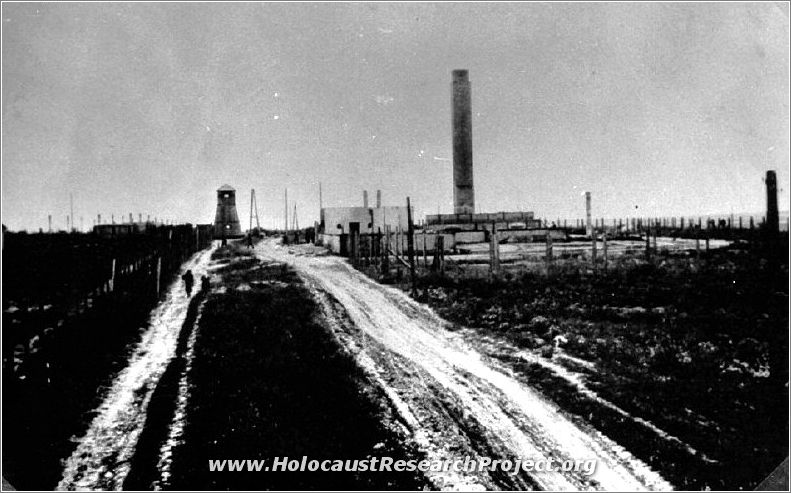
xmin=214 ymin=184 xmax=242 ymax=238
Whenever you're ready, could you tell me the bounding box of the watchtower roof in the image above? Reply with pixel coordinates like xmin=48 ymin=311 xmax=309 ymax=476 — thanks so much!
xmin=217 ymin=184 xmax=235 ymax=192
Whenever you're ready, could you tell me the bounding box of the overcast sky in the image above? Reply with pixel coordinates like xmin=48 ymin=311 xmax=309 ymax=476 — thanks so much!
xmin=2 ymin=2 xmax=789 ymax=231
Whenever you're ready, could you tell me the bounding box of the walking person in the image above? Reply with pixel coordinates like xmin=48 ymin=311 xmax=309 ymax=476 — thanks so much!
xmin=182 ymin=269 xmax=194 ymax=296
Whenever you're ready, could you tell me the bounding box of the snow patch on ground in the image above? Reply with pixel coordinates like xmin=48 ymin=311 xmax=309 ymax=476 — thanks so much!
xmin=56 ymin=247 xmax=215 ymax=491
xmin=258 ymin=240 xmax=673 ymax=491
xmin=470 ymin=331 xmax=709 ymax=464
xmin=154 ymin=300 xmax=206 ymax=489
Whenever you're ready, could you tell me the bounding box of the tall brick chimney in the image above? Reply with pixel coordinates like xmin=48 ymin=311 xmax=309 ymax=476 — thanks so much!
xmin=452 ymin=69 xmax=475 ymax=215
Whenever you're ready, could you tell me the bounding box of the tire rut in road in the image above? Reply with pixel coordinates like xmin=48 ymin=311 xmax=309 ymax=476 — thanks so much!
xmin=306 ymin=279 xmax=539 ymax=491
xmin=257 ymin=241 xmax=672 ymax=491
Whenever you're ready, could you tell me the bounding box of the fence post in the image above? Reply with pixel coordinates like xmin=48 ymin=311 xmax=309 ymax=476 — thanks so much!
xmin=653 ymin=228 xmax=658 ymax=253
xmin=545 ymin=230 xmax=553 ymax=274
xmin=766 ymin=170 xmax=779 ymax=234
xmin=423 ymin=231 xmax=427 ymax=268
xmin=353 ymin=231 xmax=360 ymax=267
xmin=439 ymin=236 xmax=445 ymax=275
xmin=110 ymin=258 xmax=116 ymax=293
xmin=432 ymin=234 xmax=444 ymax=273
xmin=695 ymin=228 xmax=700 ymax=258
xmin=383 ymin=226 xmax=390 ymax=273
xmin=591 ymin=230 xmax=598 ymax=266
xmin=645 ymin=230 xmax=651 ymax=260
xmin=155 ymin=257 xmax=161 ymax=296
xmin=602 ymin=232 xmax=608 ymax=270
xmin=407 ymin=197 xmax=416 ymax=296
xmin=490 ymin=222 xmax=500 ymax=278
xmin=394 ymin=227 xmax=401 ymax=278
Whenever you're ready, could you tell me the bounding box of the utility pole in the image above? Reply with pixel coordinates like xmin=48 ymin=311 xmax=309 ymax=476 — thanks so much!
xmin=766 ymin=170 xmax=779 ymax=234
xmin=249 ymin=189 xmax=260 ymax=232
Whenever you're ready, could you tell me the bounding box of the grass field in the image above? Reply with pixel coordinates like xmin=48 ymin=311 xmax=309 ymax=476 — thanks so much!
xmin=409 ymin=245 xmax=788 ymax=490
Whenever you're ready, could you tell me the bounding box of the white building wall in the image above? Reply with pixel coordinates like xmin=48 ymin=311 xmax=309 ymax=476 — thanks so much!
xmin=322 ymin=206 xmax=411 ymax=234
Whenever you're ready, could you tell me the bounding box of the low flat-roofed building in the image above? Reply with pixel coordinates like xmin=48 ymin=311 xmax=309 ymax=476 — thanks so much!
xmin=321 ymin=206 xmax=412 ymax=235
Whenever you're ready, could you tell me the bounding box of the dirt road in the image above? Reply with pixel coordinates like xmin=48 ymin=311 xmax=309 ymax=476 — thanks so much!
xmin=56 ymin=247 xmax=215 ymax=491
xmin=258 ymin=240 xmax=672 ymax=491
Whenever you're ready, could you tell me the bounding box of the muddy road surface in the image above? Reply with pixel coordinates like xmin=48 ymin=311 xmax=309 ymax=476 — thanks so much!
xmin=256 ymin=240 xmax=672 ymax=491
xmin=56 ymin=248 xmax=215 ymax=491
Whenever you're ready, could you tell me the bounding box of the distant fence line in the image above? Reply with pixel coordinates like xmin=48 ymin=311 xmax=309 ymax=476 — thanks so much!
xmin=539 ymin=214 xmax=790 ymax=237
xmin=3 ymin=224 xmax=213 ymax=375
xmin=338 ymin=208 xmax=787 ymax=285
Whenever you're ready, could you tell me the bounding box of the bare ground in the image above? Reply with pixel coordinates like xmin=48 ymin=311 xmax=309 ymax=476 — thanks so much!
xmin=256 ymin=240 xmax=672 ymax=491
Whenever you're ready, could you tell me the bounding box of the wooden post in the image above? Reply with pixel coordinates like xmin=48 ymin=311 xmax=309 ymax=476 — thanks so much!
xmin=155 ymin=257 xmax=161 ymax=295
xmin=423 ymin=231 xmax=427 ymax=268
xmin=440 ymin=235 xmax=446 ymax=274
xmin=652 ymin=228 xmax=658 ymax=252
xmin=645 ymin=230 xmax=651 ymax=260
xmin=110 ymin=258 xmax=117 ymax=292
xmin=407 ymin=197 xmax=416 ymax=296
xmin=545 ymin=230 xmax=553 ymax=273
xmin=383 ymin=226 xmax=390 ymax=272
xmin=432 ymin=234 xmax=444 ymax=273
xmin=705 ymin=237 xmax=710 ymax=253
xmin=766 ymin=170 xmax=779 ymax=234
xmin=352 ymin=231 xmax=360 ymax=266
xmin=591 ymin=230 xmax=598 ymax=265
xmin=695 ymin=229 xmax=700 ymax=257
xmin=490 ymin=222 xmax=500 ymax=278
xmin=602 ymin=232 xmax=608 ymax=270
